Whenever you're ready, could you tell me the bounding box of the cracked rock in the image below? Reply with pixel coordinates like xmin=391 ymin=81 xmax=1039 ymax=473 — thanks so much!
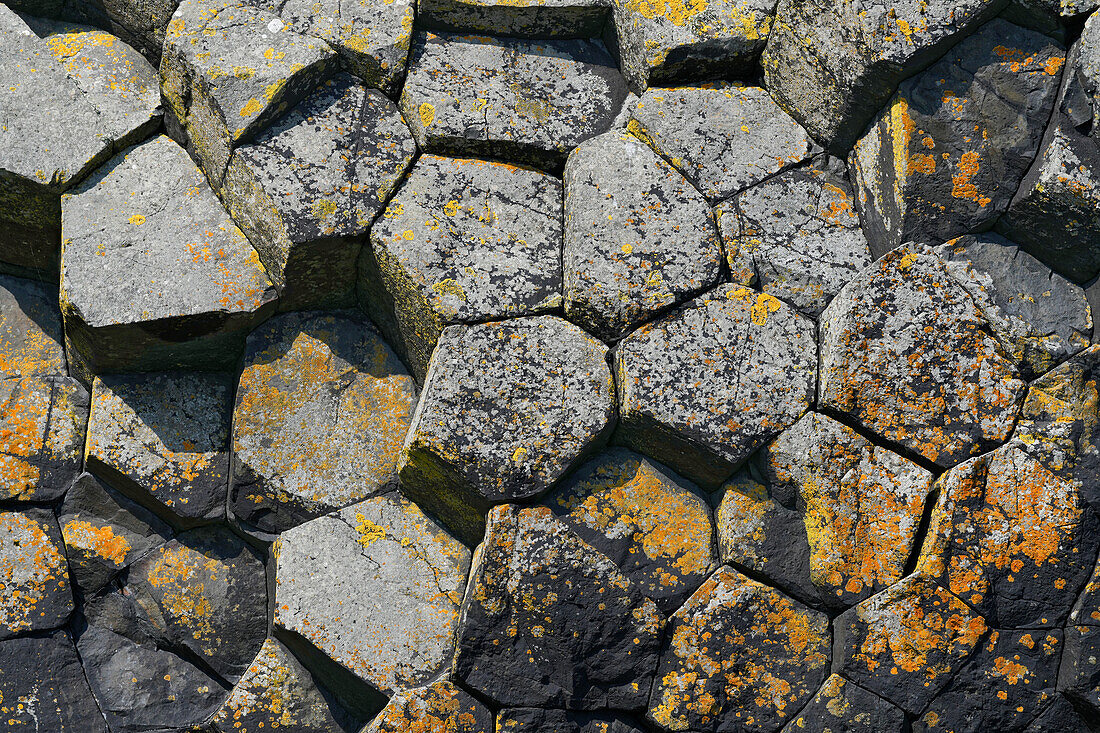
xmin=418 ymin=0 xmax=608 ymax=38
xmin=498 ymin=709 xmax=647 ymax=732
xmin=0 ymin=630 xmax=107 ymax=732
xmin=1060 ymin=625 xmax=1100 ymax=715
xmin=363 ymin=680 xmax=493 ymax=733
xmin=781 ymin=674 xmax=906 ymax=733
xmin=0 ymin=273 xmax=67 ymax=378
xmin=0 ymin=508 xmax=73 ymax=638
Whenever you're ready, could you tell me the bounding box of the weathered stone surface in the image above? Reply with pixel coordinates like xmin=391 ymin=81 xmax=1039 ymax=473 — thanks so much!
xmin=1060 ymin=624 xmax=1100 ymax=714
xmin=212 ymin=637 xmax=356 ymax=733
xmin=0 ymin=375 xmax=88 ymax=502
xmin=86 ymin=371 xmax=232 ymax=526
xmin=399 ymin=316 xmax=614 ymax=543
xmin=0 ymin=630 xmax=107 ymax=732
xmin=647 ymin=565 xmax=830 ymax=733
xmin=363 ymin=154 xmax=563 ymax=378
xmin=614 ymin=284 xmax=817 ymax=489
xmin=67 ymin=0 xmax=182 ymax=59
xmin=0 ymin=274 xmax=67 ymax=378
xmin=455 ymin=505 xmax=665 ymax=710
xmin=363 ymin=680 xmax=493 ymax=733
xmin=223 ymin=74 xmax=416 ymax=311
xmin=819 ymin=245 xmax=1026 ymax=468
xmin=0 ymin=508 xmax=73 ymax=638
xmin=275 ymin=494 xmax=471 ymax=697
xmin=1022 ymin=694 xmax=1092 ymax=732
xmin=400 ymin=32 xmax=628 ymax=168
xmin=780 ymin=674 xmax=906 ymax=733
xmin=231 ymin=311 xmax=418 ymax=537
xmin=546 ymin=448 xmax=715 ymax=613
xmin=611 ymin=0 xmax=773 ymax=91
xmin=628 ymin=85 xmax=814 ymax=203
xmin=160 ymin=0 xmax=337 ymax=188
xmin=418 ymin=0 xmax=608 ymax=38
xmin=125 ymin=526 xmax=268 ymax=682
xmin=833 ymin=576 xmax=989 ymax=715
xmin=58 ymin=472 xmax=171 ymax=595
xmin=60 ymin=135 xmax=276 ymax=377
xmin=498 ymin=708 xmax=646 ymax=732
xmin=762 ymin=0 xmax=1006 ymax=152
xmin=563 ymin=130 xmax=721 ymax=340
xmin=850 ymin=19 xmax=1064 ymax=257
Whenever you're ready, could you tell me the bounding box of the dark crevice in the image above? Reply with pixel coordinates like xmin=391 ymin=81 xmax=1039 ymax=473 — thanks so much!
xmin=816 ymin=405 xmax=944 ymax=476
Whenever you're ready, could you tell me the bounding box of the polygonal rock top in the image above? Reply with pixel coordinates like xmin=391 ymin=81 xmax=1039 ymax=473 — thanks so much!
xmin=364 ymin=680 xmax=494 ymax=733
xmin=0 ymin=508 xmax=73 ymax=639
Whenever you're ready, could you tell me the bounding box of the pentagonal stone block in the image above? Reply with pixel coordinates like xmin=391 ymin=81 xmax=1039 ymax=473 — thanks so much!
xmin=61 ymin=135 xmax=276 ymax=377
xmin=611 ymin=0 xmax=773 ymax=91
xmin=223 ymin=74 xmax=416 ymax=311
xmin=781 ymin=674 xmax=905 ymax=733
xmin=418 ymin=0 xmax=608 ymax=38
xmin=0 ymin=508 xmax=72 ymax=638
xmin=86 ymin=371 xmax=232 ymax=526
xmin=819 ymin=245 xmax=1026 ymax=468
xmin=563 ymin=130 xmax=721 ymax=340
xmin=362 ymin=154 xmax=563 ymax=379
xmin=0 ymin=375 xmax=88 ymax=502
xmin=363 ymin=681 xmax=493 ymax=733
xmin=160 ymin=0 xmax=337 ymax=188
xmin=274 ymin=494 xmax=471 ymax=699
xmin=231 ymin=311 xmax=418 ymax=538
xmin=628 ymin=85 xmax=814 ymax=204
xmin=0 ymin=630 xmax=107 ymax=733
xmin=546 ymin=448 xmax=716 ymax=613
xmin=647 ymin=566 xmax=830 ymax=733
xmin=400 ymin=32 xmax=628 ymax=169
xmin=399 ymin=315 xmax=614 ymax=543
xmin=0 ymin=273 xmax=67 ymax=378
xmin=614 ymin=284 xmax=816 ymax=489
xmin=718 ymin=161 xmax=871 ymax=317
xmin=455 ymin=505 xmax=665 ymax=710
xmin=498 ymin=709 xmax=647 ymax=732
xmin=762 ymin=0 xmax=1004 ymax=151
xmin=58 ymin=472 xmax=171 ymax=595
xmin=833 ymin=576 xmax=988 ymax=715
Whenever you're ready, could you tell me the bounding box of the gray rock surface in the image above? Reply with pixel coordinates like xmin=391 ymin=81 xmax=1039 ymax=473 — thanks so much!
xmin=362 ymin=680 xmax=493 ymax=733
xmin=0 ymin=273 xmax=68 ymax=378
xmin=418 ymin=0 xmax=609 ymax=38
xmin=781 ymin=675 xmax=906 ymax=733
xmin=498 ymin=709 xmax=646 ymax=732
xmin=0 ymin=507 xmax=73 ymax=638
xmin=0 ymin=630 xmax=108 ymax=733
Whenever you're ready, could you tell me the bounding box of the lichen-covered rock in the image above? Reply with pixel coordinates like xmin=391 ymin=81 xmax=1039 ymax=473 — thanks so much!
xmin=399 ymin=32 xmax=628 ymax=168
xmin=762 ymin=0 xmax=1006 ymax=152
xmin=231 ymin=311 xmax=418 ymax=538
xmin=0 ymin=375 xmax=88 ymax=502
xmin=0 ymin=508 xmax=73 ymax=638
xmin=223 ymin=74 xmax=416 ymax=311
xmin=819 ymin=245 xmax=1026 ymax=468
xmin=850 ymin=19 xmax=1064 ymax=257
xmin=780 ymin=674 xmax=906 ymax=733
xmin=498 ymin=709 xmax=647 ymax=732
xmin=833 ymin=576 xmax=988 ymax=715
xmin=418 ymin=0 xmax=608 ymax=38
xmin=614 ymin=284 xmax=817 ymax=489
xmin=58 ymin=472 xmax=171 ymax=595
xmin=85 ymin=371 xmax=232 ymax=526
xmin=160 ymin=0 xmax=337 ymax=188
xmin=65 ymin=0 xmax=182 ymax=59
xmin=274 ymin=494 xmax=471 ymax=698
xmin=363 ymin=680 xmax=493 ymax=733
xmin=563 ymin=130 xmax=720 ymax=340
xmin=611 ymin=0 xmax=774 ymax=91
xmin=455 ymin=505 xmax=665 ymax=710
xmin=399 ymin=316 xmax=614 ymax=543
xmin=546 ymin=448 xmax=716 ymax=613
xmin=362 ymin=155 xmax=563 ymax=379
xmin=0 ymin=274 xmax=67 ymax=378
xmin=647 ymin=565 xmax=830 ymax=733
xmin=0 ymin=630 xmax=108 ymax=732
xmin=60 ymin=135 xmax=276 ymax=378
xmin=627 ymin=85 xmax=814 ymax=203
xmin=1060 ymin=625 xmax=1100 ymax=714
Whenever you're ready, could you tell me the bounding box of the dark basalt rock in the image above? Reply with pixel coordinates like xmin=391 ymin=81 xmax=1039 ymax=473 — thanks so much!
xmin=0 ymin=630 xmax=108 ymax=732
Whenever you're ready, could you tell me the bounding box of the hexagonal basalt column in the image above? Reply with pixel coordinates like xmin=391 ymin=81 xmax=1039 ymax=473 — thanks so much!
xmin=398 ymin=315 xmax=615 ymax=544
xmin=0 ymin=508 xmax=73 ymax=639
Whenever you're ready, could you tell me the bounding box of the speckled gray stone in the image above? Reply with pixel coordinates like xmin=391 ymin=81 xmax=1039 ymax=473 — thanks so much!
xmin=497 ymin=709 xmax=647 ymax=733
xmin=223 ymin=74 xmax=416 ymax=311
xmin=563 ymin=130 xmax=721 ymax=341
xmin=0 ymin=630 xmax=108 ymax=733
xmin=362 ymin=154 xmax=563 ymax=379
xmin=398 ymin=315 xmax=615 ymax=544
xmin=418 ymin=0 xmax=609 ymax=38
xmin=0 ymin=274 xmax=67 ymax=378
xmin=60 ymin=135 xmax=276 ymax=378
xmin=614 ymin=284 xmax=817 ymax=489
xmin=363 ymin=680 xmax=493 ymax=733
xmin=399 ymin=32 xmax=628 ymax=169
xmin=0 ymin=507 xmax=73 ymax=639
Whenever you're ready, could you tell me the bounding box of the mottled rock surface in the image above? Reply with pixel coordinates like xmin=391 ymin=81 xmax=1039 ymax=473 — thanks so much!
xmin=781 ymin=674 xmax=906 ymax=733
xmin=0 ymin=274 xmax=67 ymax=378
xmin=363 ymin=680 xmax=493 ymax=733
xmin=0 ymin=630 xmax=107 ymax=733
xmin=498 ymin=708 xmax=647 ymax=732
xmin=419 ymin=0 xmax=609 ymax=37
xmin=0 ymin=508 xmax=72 ymax=638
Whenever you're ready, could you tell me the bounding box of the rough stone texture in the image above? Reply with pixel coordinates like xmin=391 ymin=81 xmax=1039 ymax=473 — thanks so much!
xmin=762 ymin=0 xmax=1007 ymax=152
xmin=647 ymin=565 xmax=830 ymax=733
xmin=546 ymin=448 xmax=716 ymax=613
xmin=1024 ymin=693 xmax=1093 ymax=732
xmin=1061 ymin=624 xmax=1100 ymax=714
xmin=363 ymin=680 xmax=493 ymax=733
xmin=0 ymin=508 xmax=73 ymax=639
xmin=0 ymin=273 xmax=67 ymax=378
xmin=455 ymin=505 xmax=665 ymax=710
xmin=363 ymin=155 xmax=563 ymax=379
xmin=399 ymin=32 xmax=628 ymax=168
xmin=85 ymin=371 xmax=232 ymax=526
xmin=399 ymin=316 xmax=614 ymax=543
xmin=274 ymin=494 xmax=471 ymax=698
xmin=498 ymin=709 xmax=647 ymax=732
xmin=628 ymin=85 xmax=814 ymax=203
xmin=718 ymin=161 xmax=872 ymax=317
xmin=60 ymin=135 xmax=276 ymax=378
xmin=614 ymin=284 xmax=817 ymax=489
xmin=780 ymin=674 xmax=906 ymax=733
xmin=850 ymin=19 xmax=1064 ymax=258
xmin=418 ymin=0 xmax=608 ymax=38
xmin=231 ymin=311 xmax=418 ymax=538
xmin=0 ymin=630 xmax=108 ymax=733
xmin=819 ymin=244 xmax=1027 ymax=468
